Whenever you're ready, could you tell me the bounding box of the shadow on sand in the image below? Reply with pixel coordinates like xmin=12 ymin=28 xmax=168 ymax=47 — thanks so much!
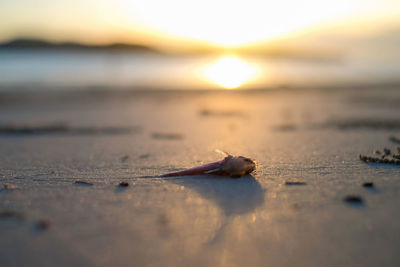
xmin=164 ymin=174 xmax=265 ymax=245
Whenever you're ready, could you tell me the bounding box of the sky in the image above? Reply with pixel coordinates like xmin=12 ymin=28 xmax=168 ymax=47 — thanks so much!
xmin=1 ymin=0 xmax=400 ymax=50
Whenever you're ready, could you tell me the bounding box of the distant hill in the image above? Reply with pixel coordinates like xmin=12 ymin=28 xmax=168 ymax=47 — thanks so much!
xmin=0 ymin=39 xmax=161 ymax=53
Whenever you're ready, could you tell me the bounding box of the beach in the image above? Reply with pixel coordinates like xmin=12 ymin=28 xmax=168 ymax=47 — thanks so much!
xmin=1 ymin=87 xmax=399 ymax=267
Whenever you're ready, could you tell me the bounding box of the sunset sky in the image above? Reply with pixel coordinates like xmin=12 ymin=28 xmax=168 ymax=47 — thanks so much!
xmin=1 ymin=0 xmax=400 ymax=50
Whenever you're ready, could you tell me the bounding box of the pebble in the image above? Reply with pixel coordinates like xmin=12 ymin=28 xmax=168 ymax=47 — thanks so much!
xmin=343 ymin=195 xmax=364 ymax=204
xmin=362 ymin=182 xmax=374 ymax=188
xmin=119 ymin=181 xmax=129 ymax=187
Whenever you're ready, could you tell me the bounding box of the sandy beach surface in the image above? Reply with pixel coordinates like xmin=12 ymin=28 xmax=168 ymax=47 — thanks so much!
xmin=0 ymin=87 xmax=399 ymax=267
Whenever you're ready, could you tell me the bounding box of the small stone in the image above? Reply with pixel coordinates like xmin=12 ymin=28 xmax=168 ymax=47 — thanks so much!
xmin=119 ymin=181 xmax=129 ymax=187
xmin=362 ymin=182 xmax=374 ymax=188
xmin=343 ymin=195 xmax=364 ymax=204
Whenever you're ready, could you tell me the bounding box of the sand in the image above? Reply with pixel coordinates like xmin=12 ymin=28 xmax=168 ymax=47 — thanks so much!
xmin=0 ymin=87 xmax=399 ymax=267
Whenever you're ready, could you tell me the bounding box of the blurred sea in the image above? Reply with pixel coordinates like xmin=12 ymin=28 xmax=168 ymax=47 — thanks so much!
xmin=1 ymin=49 xmax=400 ymax=91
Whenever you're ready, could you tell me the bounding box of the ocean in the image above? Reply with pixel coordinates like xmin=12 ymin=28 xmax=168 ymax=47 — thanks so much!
xmin=1 ymin=49 xmax=400 ymax=91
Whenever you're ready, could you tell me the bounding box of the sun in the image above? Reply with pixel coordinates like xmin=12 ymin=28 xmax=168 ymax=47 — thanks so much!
xmin=202 ymin=56 xmax=258 ymax=89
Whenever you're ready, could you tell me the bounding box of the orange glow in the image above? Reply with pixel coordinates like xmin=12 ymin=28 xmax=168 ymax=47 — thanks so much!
xmin=202 ymin=56 xmax=258 ymax=89
xmin=1 ymin=1 xmax=400 ymax=48
xmin=130 ymin=0 xmax=364 ymax=46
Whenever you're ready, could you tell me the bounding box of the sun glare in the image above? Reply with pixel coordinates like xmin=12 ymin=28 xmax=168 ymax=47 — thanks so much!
xmin=203 ymin=56 xmax=258 ymax=89
xmin=128 ymin=0 xmax=363 ymax=46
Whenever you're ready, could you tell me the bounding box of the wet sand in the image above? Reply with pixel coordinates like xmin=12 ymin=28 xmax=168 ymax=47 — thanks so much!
xmin=0 ymin=87 xmax=399 ymax=267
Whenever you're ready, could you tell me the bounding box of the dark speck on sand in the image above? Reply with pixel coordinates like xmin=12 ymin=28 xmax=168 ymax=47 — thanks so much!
xmin=199 ymin=109 xmax=245 ymax=117
xmin=362 ymin=182 xmax=374 ymax=188
xmin=74 ymin=180 xmax=93 ymax=186
xmin=325 ymin=119 xmax=400 ymax=130
xmin=285 ymin=181 xmax=307 ymax=186
xmin=2 ymin=184 xmax=17 ymax=191
xmin=151 ymin=132 xmax=183 ymax=140
xmin=120 ymin=155 xmax=129 ymax=163
xmin=389 ymin=136 xmax=400 ymax=144
xmin=373 ymin=150 xmax=381 ymax=155
xmin=119 ymin=181 xmax=129 ymax=187
xmin=0 ymin=210 xmax=24 ymax=220
xmin=343 ymin=195 xmax=364 ymax=205
xmin=35 ymin=219 xmax=51 ymax=230
xmin=273 ymin=124 xmax=297 ymax=132
xmin=0 ymin=123 xmax=138 ymax=136
xmin=383 ymin=148 xmax=391 ymax=155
